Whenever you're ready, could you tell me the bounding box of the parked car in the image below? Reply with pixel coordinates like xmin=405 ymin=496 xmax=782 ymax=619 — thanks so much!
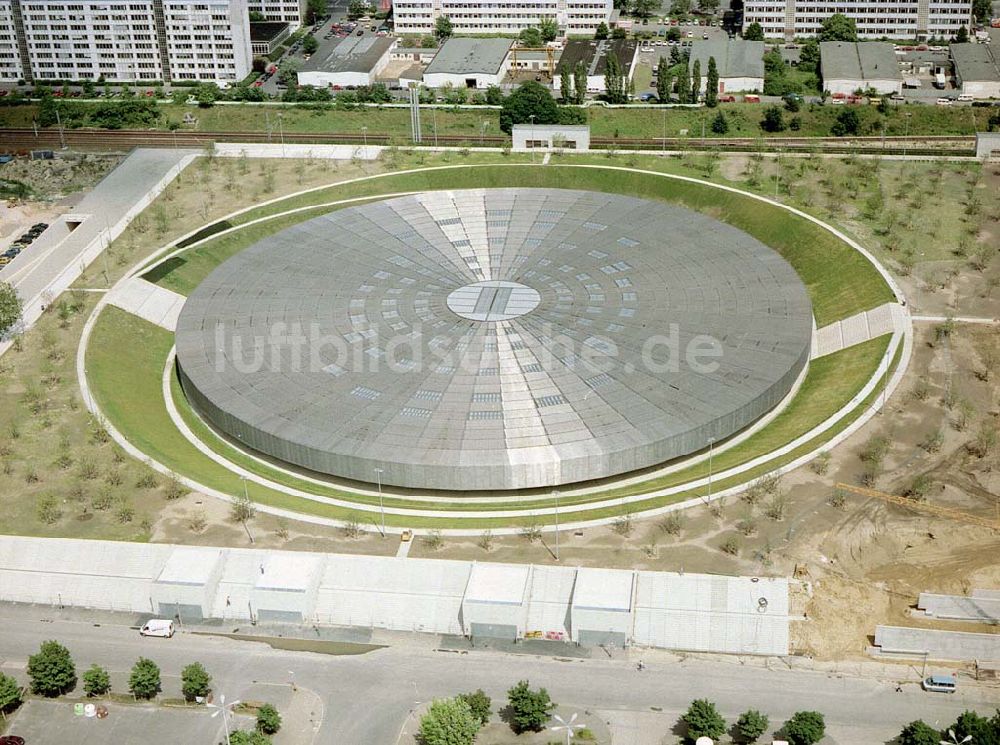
xmin=639 ymin=92 xmax=658 ymax=102
xmin=0 ymin=735 xmax=27 ymax=745
xmin=936 ymin=97 xmax=952 ymax=106
xmin=140 ymin=619 xmax=175 ymax=637
xmin=922 ymin=675 xmax=957 ymax=693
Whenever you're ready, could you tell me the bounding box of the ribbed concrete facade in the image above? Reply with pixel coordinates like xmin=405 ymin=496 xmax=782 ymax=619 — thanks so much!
xmin=176 ymin=189 xmax=812 ymax=492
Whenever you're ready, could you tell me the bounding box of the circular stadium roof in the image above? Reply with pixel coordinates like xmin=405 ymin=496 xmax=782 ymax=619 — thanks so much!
xmin=175 ymin=189 xmax=813 ymax=492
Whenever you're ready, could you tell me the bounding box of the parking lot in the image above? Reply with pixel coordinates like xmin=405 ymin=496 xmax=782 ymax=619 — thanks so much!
xmin=3 ymin=699 xmax=254 ymax=745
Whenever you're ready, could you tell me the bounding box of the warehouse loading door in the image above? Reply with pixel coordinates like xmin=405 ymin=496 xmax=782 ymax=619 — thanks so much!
xmin=470 ymin=622 xmax=518 ymax=641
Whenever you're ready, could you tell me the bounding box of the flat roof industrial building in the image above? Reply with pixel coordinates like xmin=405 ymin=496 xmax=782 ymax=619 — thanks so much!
xmin=297 ymin=34 xmax=395 ymax=88
xmin=0 ymin=536 xmax=792 ymax=656
xmin=423 ymin=37 xmax=514 ymax=89
xmin=820 ymin=41 xmax=903 ymax=96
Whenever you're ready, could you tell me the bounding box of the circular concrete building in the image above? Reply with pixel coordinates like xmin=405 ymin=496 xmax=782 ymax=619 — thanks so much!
xmin=175 ymin=189 xmax=813 ymax=491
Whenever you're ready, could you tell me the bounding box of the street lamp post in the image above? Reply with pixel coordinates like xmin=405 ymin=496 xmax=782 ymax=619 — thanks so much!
xmin=551 ymin=713 xmax=585 ymax=745
xmin=362 ymin=125 xmax=368 ymax=153
xmin=553 ymin=490 xmax=560 ymax=561
xmin=374 ymin=467 xmax=385 ymax=537
xmin=529 ymin=114 xmax=536 ymax=163
xmin=277 ymin=112 xmax=285 ymax=157
xmin=707 ymin=437 xmax=715 ymax=502
xmin=208 ymin=694 xmax=240 ymax=745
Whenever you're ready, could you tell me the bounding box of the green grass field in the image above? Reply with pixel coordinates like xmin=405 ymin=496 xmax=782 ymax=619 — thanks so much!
xmin=0 ymin=100 xmax=990 ymax=141
xmin=86 ymin=303 xmax=896 ymax=526
xmin=150 ymin=164 xmax=893 ymax=326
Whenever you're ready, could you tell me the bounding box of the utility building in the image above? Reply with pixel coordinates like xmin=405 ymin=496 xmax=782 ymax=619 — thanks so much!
xmin=570 ymin=567 xmax=634 ymax=647
xmin=820 ymin=41 xmax=903 ymax=96
xmin=553 ymin=39 xmax=638 ymax=94
xmin=423 ymin=38 xmax=513 ymax=89
xmin=151 ymin=547 xmax=224 ymax=621
xmin=525 ymin=565 xmax=577 ymax=641
xmin=252 ymin=552 xmax=322 ymax=623
xmin=461 ymin=562 xmax=530 ymax=640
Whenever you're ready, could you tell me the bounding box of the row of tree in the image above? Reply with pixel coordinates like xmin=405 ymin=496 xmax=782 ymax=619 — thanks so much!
xmin=653 ymin=55 xmax=720 ymax=106
xmin=418 ymin=681 xmax=554 ymax=745
xmin=899 ymin=710 xmax=1000 ymax=745
xmin=0 ymin=640 xmax=280 ymax=742
xmin=681 ymin=699 xmax=824 ymax=744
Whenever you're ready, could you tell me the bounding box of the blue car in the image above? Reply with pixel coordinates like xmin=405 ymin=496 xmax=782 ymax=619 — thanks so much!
xmin=639 ymin=93 xmax=659 ymax=102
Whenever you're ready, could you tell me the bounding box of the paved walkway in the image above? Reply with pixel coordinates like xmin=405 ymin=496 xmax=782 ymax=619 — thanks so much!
xmin=812 ymin=302 xmax=905 ymax=358
xmin=107 ymin=276 xmax=186 ymax=331
xmin=911 ymin=314 xmax=998 ymax=324
xmin=0 ymin=148 xmax=199 ymax=357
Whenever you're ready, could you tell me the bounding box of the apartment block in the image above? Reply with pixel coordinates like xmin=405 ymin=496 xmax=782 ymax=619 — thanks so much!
xmin=393 ymin=0 xmax=612 ymax=37
xmin=742 ymin=0 xmax=973 ymax=40
xmin=0 ymin=0 xmax=251 ymax=83
xmin=246 ymin=0 xmax=302 ymax=29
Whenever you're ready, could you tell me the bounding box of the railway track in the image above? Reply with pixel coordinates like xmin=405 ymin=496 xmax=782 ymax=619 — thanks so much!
xmin=0 ymin=127 xmax=977 ymax=156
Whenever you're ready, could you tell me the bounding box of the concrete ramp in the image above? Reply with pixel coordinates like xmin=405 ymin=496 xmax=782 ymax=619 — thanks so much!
xmin=873 ymin=625 xmax=1000 ymax=663
xmin=108 ymin=277 xmax=186 ymax=331
xmin=812 ymin=302 xmax=904 ymax=358
xmin=917 ymin=592 xmax=1000 ymax=624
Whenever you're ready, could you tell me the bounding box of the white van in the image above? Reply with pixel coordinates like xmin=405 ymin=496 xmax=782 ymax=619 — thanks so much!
xmin=139 ymin=619 xmax=175 ymax=638
xmin=957 ymin=93 xmax=975 ymax=102
xmin=922 ymin=674 xmax=957 ymax=693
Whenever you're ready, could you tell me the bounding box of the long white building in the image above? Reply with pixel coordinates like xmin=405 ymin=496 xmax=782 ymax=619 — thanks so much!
xmin=742 ymin=0 xmax=973 ymax=40
xmin=0 ymin=0 xmax=251 ymax=84
xmin=393 ymin=0 xmax=611 ymax=37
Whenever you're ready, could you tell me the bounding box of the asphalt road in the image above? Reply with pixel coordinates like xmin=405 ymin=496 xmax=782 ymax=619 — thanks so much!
xmin=1 ymin=606 xmax=997 ymax=744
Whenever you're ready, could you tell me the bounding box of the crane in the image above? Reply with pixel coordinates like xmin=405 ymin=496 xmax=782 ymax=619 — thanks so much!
xmin=835 ymin=483 xmax=1000 ymax=532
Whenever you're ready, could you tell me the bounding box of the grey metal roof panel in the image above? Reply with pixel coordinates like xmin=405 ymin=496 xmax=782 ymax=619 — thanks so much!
xmin=424 ymin=38 xmax=514 ymax=75
xmin=689 ymin=38 xmax=764 ymax=79
xmin=299 ymin=33 xmax=394 ymax=74
xmin=951 ymin=42 xmax=1000 ymax=83
xmin=176 ymin=189 xmax=812 ymax=491
xmin=820 ymin=41 xmax=901 ymax=82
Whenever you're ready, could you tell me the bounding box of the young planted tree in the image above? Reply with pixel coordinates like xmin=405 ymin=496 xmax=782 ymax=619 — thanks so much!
xmin=256 ymin=703 xmax=282 ymax=735
xmin=82 ymin=664 xmax=111 ymax=697
xmin=736 ymin=709 xmax=769 ymax=743
xmin=457 ymin=689 xmax=491 ymax=726
xmin=129 ymin=657 xmax=162 ymax=700
xmin=783 ymin=711 xmax=825 ymax=745
xmin=710 ymin=110 xmax=729 ymax=134
xmin=507 ymin=680 xmax=553 ymax=733
xmin=682 ymin=698 xmax=726 ymax=741
xmin=0 ymin=672 xmax=22 ymax=719
xmin=181 ymin=662 xmax=212 ymax=702
xmin=705 ymin=56 xmax=719 ymax=107
xmin=418 ymin=697 xmax=480 ymax=745
xmin=27 ymin=640 xmax=77 ymax=697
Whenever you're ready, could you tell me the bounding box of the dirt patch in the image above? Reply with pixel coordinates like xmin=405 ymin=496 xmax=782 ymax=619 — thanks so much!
xmin=1 ymin=152 xmax=123 ymax=201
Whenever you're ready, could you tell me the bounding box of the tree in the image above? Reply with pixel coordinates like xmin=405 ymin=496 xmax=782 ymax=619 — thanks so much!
xmin=947 ymin=710 xmax=997 ymax=742
xmin=656 ymin=56 xmax=672 ymax=102
xmin=418 ymin=698 xmax=480 ymax=745
xmin=798 ymin=38 xmax=820 ymax=73
xmin=506 ymin=680 xmax=553 ymax=734
xmin=249 ymin=10 xmax=265 ymax=20
xmin=670 ymin=0 xmax=691 ymax=16
xmin=82 ymin=664 xmax=111 ymax=697
xmin=305 ymin=0 xmax=326 ymax=24
xmin=180 ymin=662 xmax=211 ymax=702
xmin=594 ymin=21 xmax=609 ymax=39
xmin=27 ymin=641 xmax=76 ymax=697
xmin=194 ymin=82 xmax=219 ymax=108
xmin=457 ymin=689 xmax=491 ymax=726
xmin=736 ymin=709 xmax=769 ymax=743
xmin=604 ymin=50 xmax=628 ymax=103
xmin=230 ymin=732 xmax=271 ymax=745
xmin=573 ymin=61 xmax=587 ymax=104
xmin=700 ymin=0 xmax=720 ymax=12
xmin=303 ymin=35 xmax=319 ymax=54
xmin=682 ymin=699 xmax=726 ymax=741
xmin=256 ymin=703 xmax=282 ymax=735
xmin=538 ymin=16 xmax=559 ymax=42
xmin=819 ymin=13 xmax=857 ymax=41
xmin=560 ymin=65 xmax=572 ymax=102
xmin=897 ymin=720 xmax=941 ymax=745
xmin=519 ymin=27 xmax=543 ymax=47
xmin=831 ymin=107 xmax=861 ymax=136
xmin=760 ymin=105 xmax=785 ymax=132
xmin=955 ymin=25 xmax=969 ymax=43
xmin=675 ymin=63 xmax=691 ymax=103
xmin=0 ymin=672 xmax=22 ymax=718
xmin=691 ymin=58 xmax=701 ymax=101
xmin=0 ymin=281 xmax=21 ymax=339
xmin=434 ymin=15 xmax=453 ymax=40
xmin=710 ymin=110 xmax=729 ymax=133
xmin=633 ymin=0 xmax=659 ymax=17
xmin=974 ymin=0 xmax=992 ymax=23
xmin=500 ymin=80 xmax=559 ymax=132
xmin=783 ymin=711 xmax=825 ymax=745
xmin=276 ymin=58 xmax=300 ymax=86
xmin=485 ymin=85 xmax=504 ymax=105
xmin=705 ymin=56 xmax=719 ymax=107
xmin=611 ymin=27 xmax=627 ymax=39
xmin=744 ymin=21 xmax=764 ymax=41
xmin=347 ymin=0 xmax=371 ymax=17
xmin=129 ymin=657 xmax=161 ymax=700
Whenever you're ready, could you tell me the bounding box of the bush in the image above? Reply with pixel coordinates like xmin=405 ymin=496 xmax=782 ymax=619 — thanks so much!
xmin=0 ymin=671 xmax=22 ymax=716
xmin=457 ymin=689 xmax=491 ymax=726
xmin=782 ymin=711 xmax=825 ymax=745
xmin=180 ymin=662 xmax=211 ymax=702
xmin=897 ymin=720 xmax=941 ymax=745
xmin=230 ymin=731 xmax=271 ymax=745
xmin=736 ymin=709 xmax=769 ymax=743
xmin=418 ymin=697 xmax=480 ymax=745
xmin=27 ymin=640 xmax=76 ymax=697
xmin=507 ymin=680 xmax=553 ymax=733
xmin=82 ymin=664 xmax=111 ymax=697
xmin=256 ymin=703 xmax=282 ymax=735
xmin=129 ymin=657 xmax=161 ymax=700
xmin=682 ymin=698 xmax=726 ymax=741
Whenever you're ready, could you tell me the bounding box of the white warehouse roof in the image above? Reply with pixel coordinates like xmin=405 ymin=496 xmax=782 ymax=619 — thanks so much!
xmin=257 ymin=553 xmax=321 ymax=592
xmin=572 ymin=567 xmax=633 ymax=612
xmin=156 ymin=547 xmax=223 ymax=586
xmin=464 ymin=563 xmax=530 ymax=605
